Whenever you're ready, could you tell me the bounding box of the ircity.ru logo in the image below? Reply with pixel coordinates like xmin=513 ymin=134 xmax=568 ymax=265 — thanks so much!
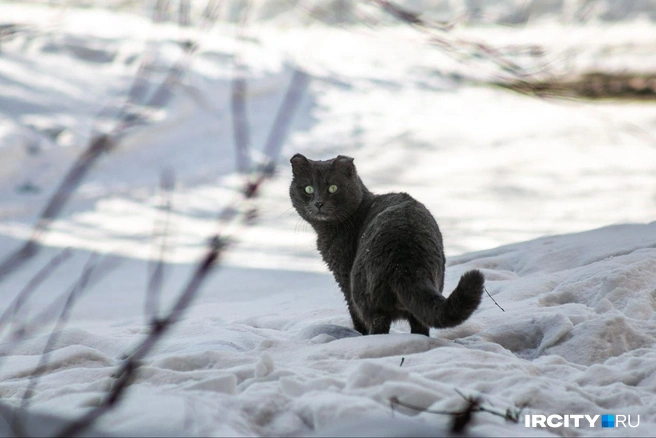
xmin=525 ymin=414 xmax=640 ymax=428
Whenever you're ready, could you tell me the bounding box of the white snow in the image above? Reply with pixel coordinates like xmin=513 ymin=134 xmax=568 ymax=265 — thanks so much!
xmin=1 ymin=1 xmax=656 ymax=437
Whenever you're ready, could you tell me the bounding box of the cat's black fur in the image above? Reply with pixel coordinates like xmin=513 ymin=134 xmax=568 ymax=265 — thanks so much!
xmin=289 ymin=153 xmax=484 ymax=336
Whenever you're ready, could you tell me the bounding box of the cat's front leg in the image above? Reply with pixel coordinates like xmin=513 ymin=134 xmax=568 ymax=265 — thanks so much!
xmin=337 ymin=272 xmax=368 ymax=335
xmin=346 ymin=301 xmax=368 ymax=335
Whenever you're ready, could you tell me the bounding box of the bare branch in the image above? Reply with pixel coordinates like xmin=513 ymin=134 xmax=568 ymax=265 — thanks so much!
xmin=259 ymin=69 xmax=310 ymax=179
xmin=241 ymin=68 xmax=311 ymax=203
xmin=145 ymin=170 xmax=175 ymax=321
xmin=201 ymin=0 xmax=224 ymax=25
xmin=366 ymin=0 xmax=534 ymax=82
xmin=372 ymin=0 xmax=447 ymax=28
xmin=0 ymin=255 xmax=122 ymax=375
xmin=0 ymin=0 xmax=224 ymax=284
xmin=0 ymin=248 xmax=72 ymax=335
xmin=55 ymin=236 xmax=226 ymax=438
xmin=0 ymin=135 xmax=115 ymax=282
xmin=484 ymin=286 xmax=505 ymax=312
xmin=450 ymin=394 xmax=479 ymax=433
xmin=46 ymin=5 xmax=309 ymax=434
xmin=390 ymin=395 xmax=467 ymax=417
xmin=454 ymin=388 xmax=522 ymax=423
xmin=54 ymin=27 xmax=309 ymax=436
xmin=13 ymin=253 xmax=100 ymax=435
xmin=231 ymin=0 xmax=254 ymax=175
xmin=390 ymin=389 xmax=520 ymax=434
xmin=179 ymin=0 xmax=191 ymax=27
xmin=153 ymin=0 xmax=171 ymax=23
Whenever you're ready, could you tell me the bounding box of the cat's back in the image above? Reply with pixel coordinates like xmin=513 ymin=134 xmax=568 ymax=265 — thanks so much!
xmin=359 ymin=192 xmax=443 ymax=251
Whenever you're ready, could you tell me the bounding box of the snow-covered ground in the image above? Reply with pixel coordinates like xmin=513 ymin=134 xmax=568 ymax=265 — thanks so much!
xmin=1 ymin=1 xmax=655 ymax=436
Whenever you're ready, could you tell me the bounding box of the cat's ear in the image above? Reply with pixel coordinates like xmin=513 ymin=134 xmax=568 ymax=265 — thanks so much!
xmin=290 ymin=153 xmax=310 ymax=176
xmin=332 ymin=155 xmax=355 ymax=177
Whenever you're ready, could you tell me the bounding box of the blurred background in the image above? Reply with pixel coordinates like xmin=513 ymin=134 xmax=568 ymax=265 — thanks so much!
xmin=1 ymin=2 xmax=656 ymax=435
xmin=1 ymin=0 xmax=655 ymax=275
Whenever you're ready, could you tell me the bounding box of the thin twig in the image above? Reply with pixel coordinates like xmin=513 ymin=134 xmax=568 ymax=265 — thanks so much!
xmin=179 ymin=0 xmax=191 ymax=27
xmin=56 ymin=32 xmax=309 ymax=438
xmin=371 ymin=0 xmax=455 ymax=30
xmin=13 ymin=253 xmax=100 ymax=435
xmin=390 ymin=393 xmax=478 ymax=432
xmin=0 ymin=248 xmax=73 ymax=336
xmin=117 ymin=0 xmax=222 ymax=128
xmin=259 ymin=68 xmax=311 ymax=178
xmin=242 ymin=68 xmax=311 ymax=201
xmin=231 ymin=0 xmax=253 ymax=174
xmin=119 ymin=0 xmax=173 ymax=106
xmin=484 ymin=286 xmax=504 ymax=312
xmin=0 ymin=135 xmax=115 ymax=282
xmin=0 ymin=255 xmax=122 ymax=364
xmin=451 ymin=394 xmax=479 ymax=433
xmin=145 ymin=170 xmax=175 ymax=321
xmin=390 ymin=390 xmax=521 ymax=425
xmin=0 ymin=404 xmax=19 ymax=438
xmin=139 ymin=0 xmax=205 ymax=114
xmin=0 ymin=0 xmax=222 ymax=283
xmin=201 ymin=0 xmax=223 ymax=24
xmin=390 ymin=396 xmax=469 ymax=417
xmin=369 ymin=0 xmax=534 ymax=81
xmin=454 ymin=388 xmax=522 ymax=423
xmin=55 ymin=236 xmax=226 ymax=438
xmin=117 ymin=0 xmax=190 ymax=116
xmin=54 ymin=5 xmax=308 ymax=433
xmin=153 ymin=0 xmax=171 ymax=23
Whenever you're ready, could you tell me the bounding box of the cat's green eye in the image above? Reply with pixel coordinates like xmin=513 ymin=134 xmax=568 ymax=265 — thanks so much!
xmin=328 ymin=185 xmax=338 ymax=194
xmin=304 ymin=186 xmax=314 ymax=194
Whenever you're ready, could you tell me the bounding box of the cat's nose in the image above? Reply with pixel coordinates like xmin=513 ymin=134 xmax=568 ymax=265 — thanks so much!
xmin=314 ymin=201 xmax=324 ymax=210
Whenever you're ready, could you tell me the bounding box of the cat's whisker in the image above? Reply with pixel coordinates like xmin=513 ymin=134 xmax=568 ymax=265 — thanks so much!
xmin=280 ymin=210 xmax=301 ymax=226
xmin=277 ymin=207 xmax=298 ymax=221
xmin=294 ymin=219 xmax=304 ymax=234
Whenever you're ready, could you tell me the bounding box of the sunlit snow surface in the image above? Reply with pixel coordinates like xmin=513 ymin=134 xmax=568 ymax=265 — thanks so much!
xmin=0 ymin=2 xmax=656 ymax=436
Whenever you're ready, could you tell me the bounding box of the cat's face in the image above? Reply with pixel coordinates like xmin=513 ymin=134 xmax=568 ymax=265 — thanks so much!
xmin=289 ymin=154 xmax=363 ymax=224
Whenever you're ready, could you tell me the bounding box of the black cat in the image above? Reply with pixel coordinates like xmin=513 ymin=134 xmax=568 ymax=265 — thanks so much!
xmin=289 ymin=154 xmax=484 ymax=336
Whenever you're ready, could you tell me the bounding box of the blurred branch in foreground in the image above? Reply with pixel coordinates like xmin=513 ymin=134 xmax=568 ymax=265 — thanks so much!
xmin=0 ymin=248 xmax=72 ymax=336
xmin=55 ymin=236 xmax=225 ymax=438
xmin=390 ymin=389 xmax=522 ymax=434
xmin=0 ymin=254 xmax=121 ymax=375
xmin=54 ymin=60 xmax=311 ymax=438
xmin=13 ymin=253 xmax=100 ymax=435
xmin=232 ymin=0 xmax=254 ymax=175
xmin=145 ymin=170 xmax=176 ymax=322
xmin=368 ymin=0 xmax=534 ymax=81
xmin=0 ymin=0 xmax=221 ymax=283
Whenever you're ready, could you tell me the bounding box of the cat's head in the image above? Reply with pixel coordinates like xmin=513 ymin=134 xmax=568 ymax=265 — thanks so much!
xmin=289 ymin=154 xmax=364 ymax=224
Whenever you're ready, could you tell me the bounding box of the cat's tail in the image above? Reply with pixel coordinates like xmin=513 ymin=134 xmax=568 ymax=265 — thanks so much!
xmin=397 ymin=270 xmax=484 ymax=329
